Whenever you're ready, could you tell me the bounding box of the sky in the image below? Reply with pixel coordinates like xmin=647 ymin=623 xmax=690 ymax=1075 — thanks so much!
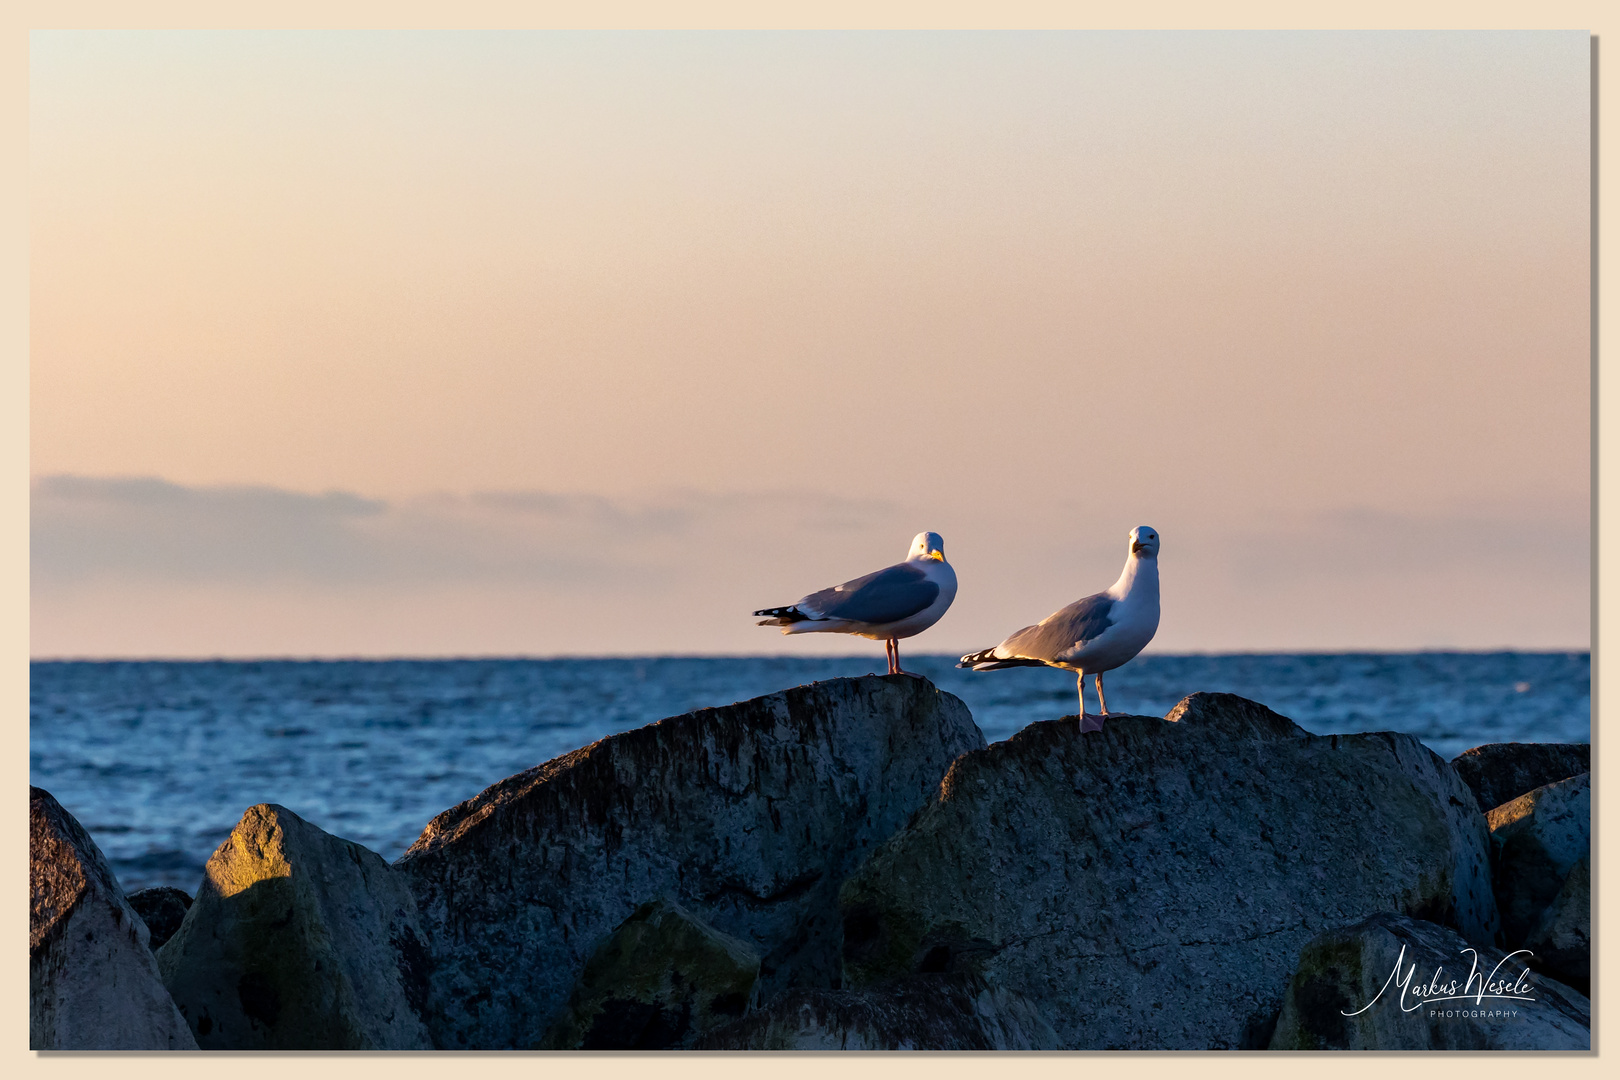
xmin=29 ymin=30 xmax=1591 ymax=657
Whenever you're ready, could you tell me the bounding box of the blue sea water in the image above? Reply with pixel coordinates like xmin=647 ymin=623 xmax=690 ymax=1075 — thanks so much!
xmin=30 ymin=652 xmax=1590 ymax=895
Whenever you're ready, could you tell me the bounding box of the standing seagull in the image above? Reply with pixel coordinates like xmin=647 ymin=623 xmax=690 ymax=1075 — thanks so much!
xmin=754 ymin=532 xmax=958 ymax=675
xmin=959 ymin=526 xmax=1160 ymax=732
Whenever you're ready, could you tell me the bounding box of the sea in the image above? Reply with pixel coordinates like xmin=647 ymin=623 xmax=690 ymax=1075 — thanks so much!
xmin=30 ymin=652 xmax=1591 ymax=896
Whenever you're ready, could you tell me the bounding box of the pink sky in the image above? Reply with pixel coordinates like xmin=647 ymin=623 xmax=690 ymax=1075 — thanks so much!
xmin=30 ymin=31 xmax=1590 ymax=656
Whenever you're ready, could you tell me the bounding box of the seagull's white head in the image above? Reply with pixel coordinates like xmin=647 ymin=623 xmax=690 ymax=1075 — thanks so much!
xmin=1129 ymin=526 xmax=1160 ymax=558
xmin=908 ymin=531 xmax=948 ymax=562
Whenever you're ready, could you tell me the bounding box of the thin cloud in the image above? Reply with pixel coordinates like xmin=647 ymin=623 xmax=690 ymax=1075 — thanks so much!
xmin=30 ymin=475 xmax=906 ymax=590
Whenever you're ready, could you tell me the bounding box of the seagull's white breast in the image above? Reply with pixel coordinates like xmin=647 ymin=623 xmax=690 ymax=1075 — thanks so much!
xmin=1060 ymin=557 xmax=1159 ymax=673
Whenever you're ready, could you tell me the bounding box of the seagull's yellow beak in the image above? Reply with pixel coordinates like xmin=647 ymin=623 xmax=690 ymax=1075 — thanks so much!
xmin=928 ymin=550 xmax=945 ymax=561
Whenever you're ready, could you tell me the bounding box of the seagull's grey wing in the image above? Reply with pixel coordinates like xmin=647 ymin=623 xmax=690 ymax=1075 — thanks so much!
xmin=999 ymin=593 xmax=1116 ymax=662
xmin=800 ymin=563 xmax=939 ymax=625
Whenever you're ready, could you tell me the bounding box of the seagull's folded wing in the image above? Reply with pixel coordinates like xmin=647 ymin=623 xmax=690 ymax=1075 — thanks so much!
xmin=998 ymin=593 xmax=1116 ymax=661
xmin=799 ymin=563 xmax=939 ymax=624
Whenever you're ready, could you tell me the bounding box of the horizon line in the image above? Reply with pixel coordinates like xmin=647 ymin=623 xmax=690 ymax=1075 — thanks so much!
xmin=27 ymin=647 xmax=1593 ymax=664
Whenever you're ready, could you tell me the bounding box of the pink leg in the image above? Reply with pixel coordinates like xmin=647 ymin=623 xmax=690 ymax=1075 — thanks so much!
xmin=1078 ymin=673 xmax=1105 ymax=732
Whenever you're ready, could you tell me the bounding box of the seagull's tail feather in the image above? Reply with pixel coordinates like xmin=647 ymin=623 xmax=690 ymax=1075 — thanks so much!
xmin=958 ymin=647 xmax=1047 ymax=671
xmin=755 ymin=605 xmax=811 ymax=627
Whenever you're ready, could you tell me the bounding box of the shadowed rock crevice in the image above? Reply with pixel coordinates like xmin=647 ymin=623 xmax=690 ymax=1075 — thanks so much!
xmin=127 ymin=887 xmax=192 ymax=952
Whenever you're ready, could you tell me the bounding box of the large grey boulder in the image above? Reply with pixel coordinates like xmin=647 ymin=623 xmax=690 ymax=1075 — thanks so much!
xmin=1269 ymin=912 xmax=1588 ymax=1050
xmin=1487 ymin=773 xmax=1590 ymax=947
xmin=697 ymin=974 xmax=1061 ymax=1050
xmin=540 ymin=898 xmax=760 ymax=1049
xmin=1523 ymin=855 xmax=1589 ymax=994
xmin=156 ymin=803 xmax=433 ymax=1049
xmin=395 ymin=674 xmax=985 ymax=1049
xmin=30 ymin=787 xmax=196 ymax=1050
xmin=1450 ymin=742 xmax=1589 ymax=815
xmin=837 ymin=693 xmax=1498 ymax=1050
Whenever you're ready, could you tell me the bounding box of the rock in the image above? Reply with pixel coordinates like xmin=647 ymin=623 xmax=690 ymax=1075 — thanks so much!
xmin=1269 ymin=912 xmax=1589 ymax=1049
xmin=1523 ymin=855 xmax=1589 ymax=994
xmin=156 ymin=803 xmax=433 ymax=1049
xmin=395 ymin=674 xmax=984 ymax=1049
xmin=696 ymin=974 xmax=1061 ymax=1050
xmin=837 ymin=692 xmax=1498 ymax=1050
xmin=30 ymin=786 xmax=197 ymax=1050
xmin=539 ymin=898 xmax=760 ymax=1049
xmin=1487 ymin=772 xmax=1589 ymax=947
xmin=1451 ymin=742 xmax=1589 ymax=815
xmin=127 ymin=887 xmax=192 ymax=951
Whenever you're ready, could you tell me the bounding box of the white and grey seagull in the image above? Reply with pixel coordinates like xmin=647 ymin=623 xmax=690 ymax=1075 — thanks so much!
xmin=959 ymin=525 xmax=1160 ymax=732
xmin=754 ymin=531 xmax=958 ymax=675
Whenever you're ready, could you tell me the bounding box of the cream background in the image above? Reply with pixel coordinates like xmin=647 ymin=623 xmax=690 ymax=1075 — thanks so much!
xmin=5 ymin=3 xmax=1611 ymax=1077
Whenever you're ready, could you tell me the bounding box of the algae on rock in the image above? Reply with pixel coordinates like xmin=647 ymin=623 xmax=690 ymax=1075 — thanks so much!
xmin=540 ymin=898 xmax=760 ymax=1049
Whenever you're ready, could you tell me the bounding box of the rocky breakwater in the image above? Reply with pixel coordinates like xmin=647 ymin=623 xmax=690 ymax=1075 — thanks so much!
xmin=30 ymin=787 xmax=196 ymax=1050
xmin=835 ymin=693 xmax=1499 ymax=1050
xmin=393 ymin=674 xmax=984 ymax=1049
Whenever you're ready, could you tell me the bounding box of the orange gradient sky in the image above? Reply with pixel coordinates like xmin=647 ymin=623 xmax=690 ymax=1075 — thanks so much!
xmin=29 ymin=30 xmax=1590 ymax=657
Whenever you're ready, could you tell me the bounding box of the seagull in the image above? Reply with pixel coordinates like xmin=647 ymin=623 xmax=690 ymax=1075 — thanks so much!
xmin=754 ymin=531 xmax=958 ymax=675
xmin=959 ymin=526 xmax=1160 ymax=732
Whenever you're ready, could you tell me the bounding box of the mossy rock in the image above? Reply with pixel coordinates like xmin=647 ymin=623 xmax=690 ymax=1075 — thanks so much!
xmin=156 ymin=804 xmax=433 ymax=1049
xmin=539 ymin=899 xmax=759 ymax=1049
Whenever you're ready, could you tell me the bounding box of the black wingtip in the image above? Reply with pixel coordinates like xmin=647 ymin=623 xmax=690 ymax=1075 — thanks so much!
xmin=753 ymin=605 xmax=809 ymax=623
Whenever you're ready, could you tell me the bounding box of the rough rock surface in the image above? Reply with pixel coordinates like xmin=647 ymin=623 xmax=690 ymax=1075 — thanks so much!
xmin=30 ymin=786 xmax=197 ymax=1050
xmin=1523 ymin=855 xmax=1590 ymax=995
xmin=1450 ymin=742 xmax=1590 ymax=815
xmin=127 ymin=887 xmax=192 ymax=952
xmin=1487 ymin=772 xmax=1590 ymax=947
xmin=395 ymin=674 xmax=984 ymax=1049
xmin=156 ymin=803 xmax=433 ymax=1049
xmin=696 ymin=974 xmax=1061 ymax=1050
xmin=837 ymin=693 xmax=1498 ymax=1050
xmin=1269 ymin=912 xmax=1589 ymax=1050
xmin=540 ymin=898 xmax=760 ymax=1049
